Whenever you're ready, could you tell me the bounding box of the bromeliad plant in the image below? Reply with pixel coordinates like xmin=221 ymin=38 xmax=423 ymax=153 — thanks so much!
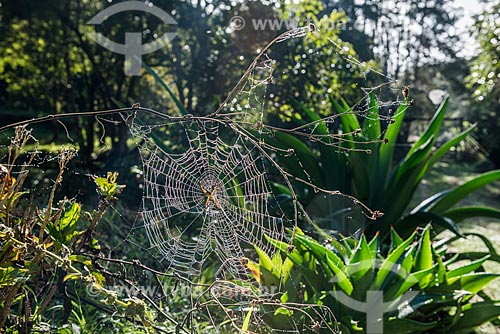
xmin=249 ymin=226 xmax=500 ymax=334
xmin=267 ymin=93 xmax=500 ymax=240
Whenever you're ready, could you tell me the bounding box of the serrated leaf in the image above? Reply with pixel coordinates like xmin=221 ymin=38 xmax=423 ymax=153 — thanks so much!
xmin=414 ymin=227 xmax=433 ymax=287
xmin=326 ymin=253 xmax=353 ymax=295
xmin=374 ymin=231 xmax=416 ymax=288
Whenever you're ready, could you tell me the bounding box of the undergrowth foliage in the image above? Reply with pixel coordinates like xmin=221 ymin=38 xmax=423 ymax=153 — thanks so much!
xmin=0 ymin=127 xmax=135 ymax=332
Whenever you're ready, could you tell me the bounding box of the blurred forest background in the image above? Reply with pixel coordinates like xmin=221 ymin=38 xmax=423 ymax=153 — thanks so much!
xmin=0 ymin=0 xmax=499 ymax=170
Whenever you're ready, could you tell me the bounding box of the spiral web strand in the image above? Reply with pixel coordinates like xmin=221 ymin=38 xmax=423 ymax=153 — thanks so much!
xmin=127 ymin=118 xmax=288 ymax=278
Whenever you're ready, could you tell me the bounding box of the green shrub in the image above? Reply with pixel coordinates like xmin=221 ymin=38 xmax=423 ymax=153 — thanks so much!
xmin=0 ymin=127 xmax=143 ymax=333
xmin=267 ymin=94 xmax=500 ymax=240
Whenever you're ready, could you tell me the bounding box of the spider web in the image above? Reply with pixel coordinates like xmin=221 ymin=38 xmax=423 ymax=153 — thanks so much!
xmin=0 ymin=21 xmax=412 ymax=334
xmin=124 ymin=25 xmax=397 ymax=284
xmin=125 ymin=117 xmax=288 ymax=278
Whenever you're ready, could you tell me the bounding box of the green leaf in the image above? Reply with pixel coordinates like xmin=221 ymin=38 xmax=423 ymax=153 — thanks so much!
xmin=432 ymin=246 xmax=447 ymax=284
xmin=242 ymin=307 xmax=253 ymax=332
xmin=410 ymin=191 xmax=450 ymax=213
xmin=374 ymin=231 xmax=416 ymax=288
xmin=380 ymin=137 xmax=435 ymax=234
xmin=59 ymin=203 xmax=81 ymax=232
xmin=339 ymin=316 xmax=364 ymax=333
xmin=294 ymin=234 xmax=345 ymax=269
xmin=346 ymin=235 xmax=375 ymax=281
xmin=0 ymin=267 xmax=29 ymax=286
xmin=400 ymin=246 xmax=416 ymax=276
xmin=394 ymin=135 xmax=434 ymax=182
xmin=348 ymin=153 xmax=371 ymax=200
xmin=23 ymin=260 xmax=41 ymax=273
xmin=444 ymin=206 xmax=500 ymax=222
xmin=266 ymin=235 xmax=303 ymax=266
xmin=368 ymin=234 xmax=379 ymax=253
xmin=407 ymin=97 xmax=448 ymax=156
xmin=458 ymin=273 xmax=500 ymax=294
xmin=379 ymin=99 xmax=408 ymax=183
xmin=414 ymin=227 xmax=433 ymax=287
xmin=331 ymin=98 xmax=359 ymax=148
xmin=63 ymin=273 xmax=82 ymax=282
xmin=390 ymin=228 xmax=404 ymax=250
xmin=274 ymin=306 xmax=292 ymax=317
xmin=446 ymin=256 xmax=490 ymax=284
xmin=326 ymin=254 xmax=354 ymax=295
xmin=447 ymin=302 xmax=500 ymax=333
xmin=294 ymin=99 xmax=349 ymax=190
xmin=380 ymin=99 xmax=450 ymax=225
xmin=91 ymin=271 xmax=106 ymax=285
xmin=273 ymin=186 xmax=292 ymax=201
xmin=280 ymin=291 xmax=289 ymax=303
xmin=362 ymin=92 xmax=381 ymax=140
xmin=273 ymin=132 xmax=324 ymax=188
xmin=429 ymin=170 xmax=500 ymax=214
xmin=392 ymin=265 xmax=437 ymax=298
xmin=399 ymin=212 xmax=462 ymax=237
xmin=255 ymin=244 xmax=274 ymax=273
xmin=69 ymin=255 xmax=92 ymax=267
xmin=428 ymin=125 xmax=476 ymax=168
